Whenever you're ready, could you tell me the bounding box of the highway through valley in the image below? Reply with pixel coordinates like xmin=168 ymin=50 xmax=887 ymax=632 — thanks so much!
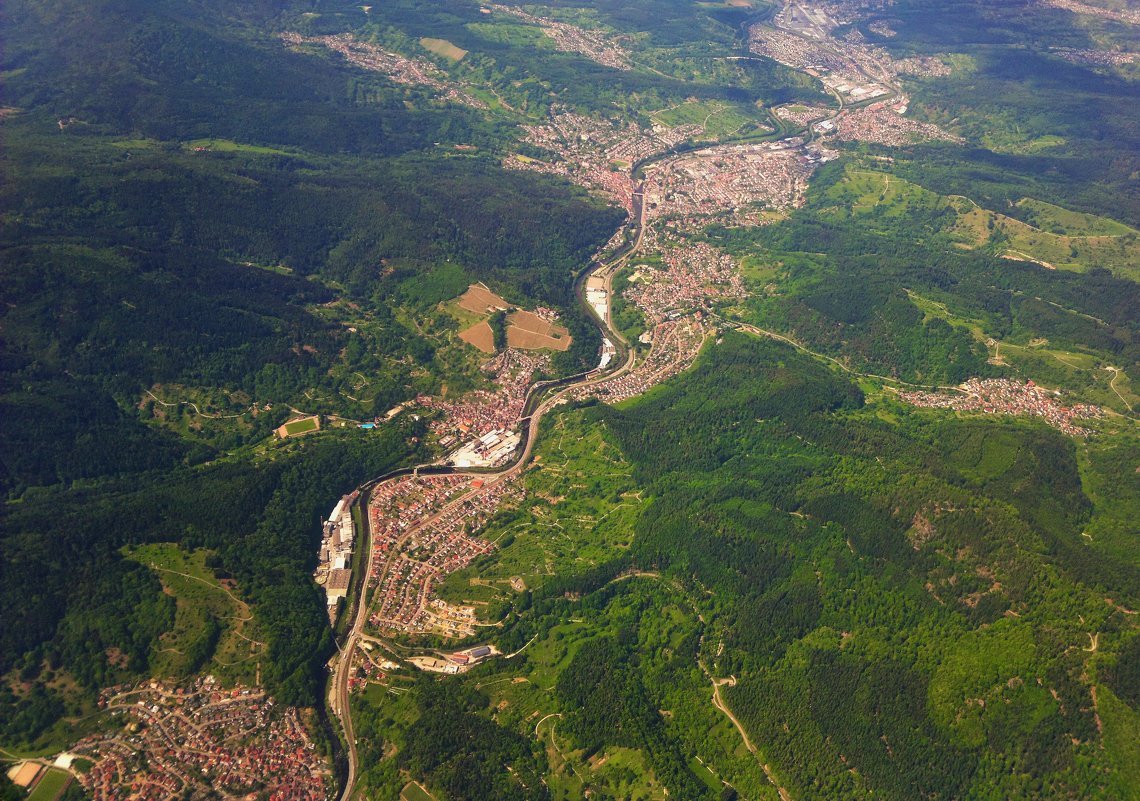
xmin=330 ymin=178 xmax=648 ymax=801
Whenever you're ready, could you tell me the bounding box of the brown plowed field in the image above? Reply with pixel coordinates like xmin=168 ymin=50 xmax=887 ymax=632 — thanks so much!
xmin=457 ymin=284 xmax=509 ymax=315
xmin=507 ymin=310 xmax=572 ymax=351
xmin=459 ymin=320 xmax=496 ymax=353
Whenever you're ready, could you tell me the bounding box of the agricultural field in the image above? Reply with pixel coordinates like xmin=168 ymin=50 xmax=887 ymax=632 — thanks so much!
xmin=458 ymin=320 xmax=497 ymax=353
xmin=456 ymin=284 xmax=510 ymax=316
xmin=506 ymin=310 xmax=571 ymax=351
xmin=122 ymin=544 xmax=265 ymax=686
xmin=419 ymin=38 xmax=467 ymax=61
xmin=446 ymin=284 xmax=574 ymax=354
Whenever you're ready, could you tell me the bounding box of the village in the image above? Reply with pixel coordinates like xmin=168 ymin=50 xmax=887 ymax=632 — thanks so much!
xmin=575 ymin=317 xmax=708 ymax=404
xmin=628 ymin=233 xmax=748 ymax=319
xmin=487 ymin=4 xmax=632 ymax=70
xmin=898 ymin=378 xmax=1104 ymax=437
xmin=366 ymin=473 xmax=522 ymax=637
xmin=830 ymin=98 xmax=963 ymax=146
xmin=280 ymin=32 xmax=487 ymax=109
xmin=1051 ymin=46 xmax=1140 ymax=68
xmin=67 ymin=678 xmax=329 ymax=801
xmin=419 ymin=348 xmax=550 ymax=458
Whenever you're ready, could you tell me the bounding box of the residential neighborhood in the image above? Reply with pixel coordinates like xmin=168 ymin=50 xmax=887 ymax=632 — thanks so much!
xmin=899 ymin=378 xmax=1104 ymax=437
xmin=70 ymin=679 xmax=330 ymax=801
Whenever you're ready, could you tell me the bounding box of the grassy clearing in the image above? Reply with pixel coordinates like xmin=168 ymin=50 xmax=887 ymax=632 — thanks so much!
xmin=420 ymin=38 xmax=467 ymax=61
xmin=27 ymin=768 xmax=71 ymax=801
xmin=981 ymin=132 xmax=1067 ymax=155
xmin=401 ymin=780 xmax=438 ymax=801
xmin=184 ymin=138 xmax=294 ymax=155
xmin=651 ymin=99 xmax=767 ymax=140
xmin=1016 ymin=198 xmax=1136 ymax=237
xmin=465 ymin=21 xmax=552 ymax=48
xmin=123 ymin=543 xmax=264 ymax=685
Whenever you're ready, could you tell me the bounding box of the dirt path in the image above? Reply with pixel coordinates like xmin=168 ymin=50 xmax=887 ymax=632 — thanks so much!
xmin=144 ymin=389 xmax=250 ymax=420
xmin=1107 ymin=367 xmax=1134 ymax=413
xmin=149 ymin=566 xmax=254 ymax=623
xmin=707 ymin=672 xmax=794 ymax=801
xmin=731 ymin=321 xmax=966 ymax=391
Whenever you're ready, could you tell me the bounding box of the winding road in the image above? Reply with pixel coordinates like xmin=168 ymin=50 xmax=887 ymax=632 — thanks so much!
xmin=330 ymin=180 xmax=648 ymax=801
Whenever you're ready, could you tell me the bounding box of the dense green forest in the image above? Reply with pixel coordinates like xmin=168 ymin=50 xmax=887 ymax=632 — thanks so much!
xmin=812 ymin=0 xmax=1140 ymax=227
xmin=3 ymin=0 xmax=1139 ymax=798
xmin=596 ymin=335 xmax=1138 ymax=799
xmin=351 ymin=334 xmax=1138 ymax=800
xmin=0 ymin=0 xmax=625 ymax=750
xmin=709 ymin=159 xmax=1140 ymax=393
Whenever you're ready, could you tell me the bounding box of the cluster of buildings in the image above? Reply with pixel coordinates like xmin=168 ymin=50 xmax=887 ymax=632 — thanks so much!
xmin=487 ymin=4 xmax=631 ymax=70
xmin=586 ymin=273 xmax=610 ymax=323
xmin=898 ymin=378 xmax=1104 ymax=437
xmin=1051 ymin=47 xmax=1140 ymax=67
xmin=314 ymin=494 xmax=359 ymax=624
xmin=867 ymin=19 xmax=897 ymax=38
xmin=407 ymin=645 xmax=498 ymax=675
xmin=575 ymin=317 xmax=708 ymax=404
xmin=422 ymin=348 xmax=549 ymax=448
xmin=368 ymin=475 xmax=472 ymax=557
xmin=773 ymin=102 xmax=833 ymax=126
xmin=510 ymin=108 xmax=702 ymax=210
xmin=280 ymin=32 xmax=487 ymax=109
xmin=71 ymin=679 xmax=329 ymax=801
xmin=831 ymin=99 xmax=962 ymax=146
xmin=751 ymin=2 xmax=949 ymax=109
xmin=645 ymin=140 xmax=820 ymax=224
xmin=447 ymin=428 xmax=522 ymax=468
xmin=367 ymin=474 xmax=522 ymax=636
xmin=346 ymin=642 xmax=400 ymax=695
xmin=749 ymin=25 xmax=890 ymax=103
xmin=625 ymin=237 xmax=747 ymax=321
xmin=1039 ymin=0 xmax=1140 ymax=25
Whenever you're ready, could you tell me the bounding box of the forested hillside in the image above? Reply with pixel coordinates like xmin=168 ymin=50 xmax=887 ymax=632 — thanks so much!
xmin=2 ymin=0 xmax=1138 ymax=798
xmin=0 ymin=0 xmax=623 ymax=743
